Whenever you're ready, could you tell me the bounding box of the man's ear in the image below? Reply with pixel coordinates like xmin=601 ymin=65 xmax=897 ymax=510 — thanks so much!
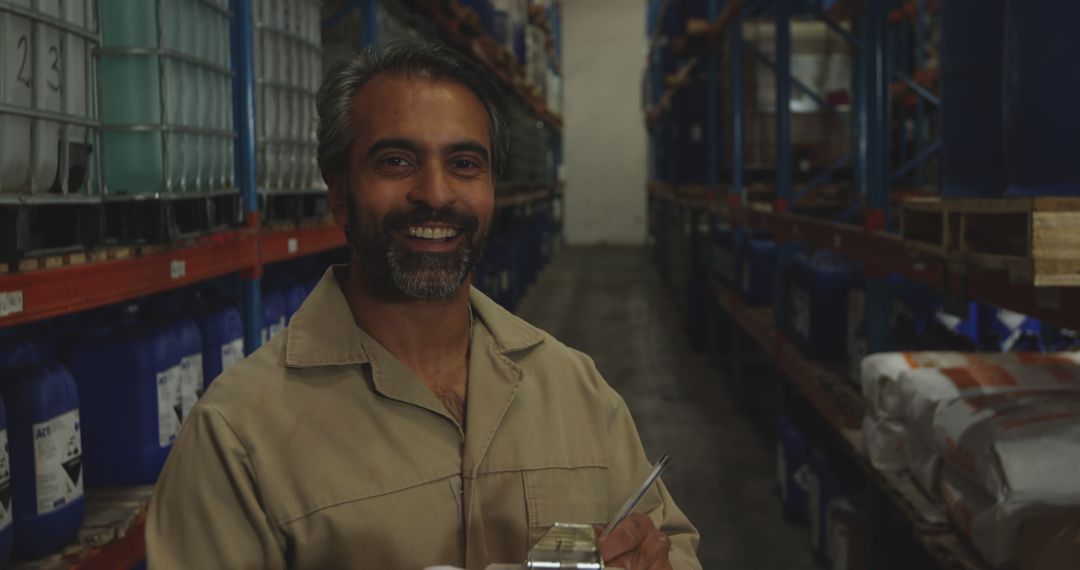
xmin=327 ymin=173 xmax=347 ymax=225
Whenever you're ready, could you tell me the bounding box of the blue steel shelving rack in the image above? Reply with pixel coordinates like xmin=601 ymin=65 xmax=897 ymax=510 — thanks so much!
xmin=643 ymin=1 xmax=1029 ymax=569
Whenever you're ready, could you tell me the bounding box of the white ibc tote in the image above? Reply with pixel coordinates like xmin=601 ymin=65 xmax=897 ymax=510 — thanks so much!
xmin=0 ymin=0 xmax=100 ymax=198
xmin=253 ymin=0 xmax=322 ymax=194
xmin=98 ymin=0 xmax=234 ymax=196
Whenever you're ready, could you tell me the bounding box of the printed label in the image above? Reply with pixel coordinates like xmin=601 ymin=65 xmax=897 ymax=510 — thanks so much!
xmin=157 ymin=365 xmax=182 ymax=447
xmin=170 ymin=259 xmax=187 ymax=279
xmin=0 ymin=429 xmax=11 ymax=530
xmin=221 ymin=337 xmax=245 ymax=372
xmin=0 ymin=290 xmax=24 ymax=317
xmin=179 ymin=353 xmax=204 ymax=423
xmin=32 ymin=410 xmax=83 ymax=516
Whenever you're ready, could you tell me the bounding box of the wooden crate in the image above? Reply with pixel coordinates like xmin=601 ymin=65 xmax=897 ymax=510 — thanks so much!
xmin=900 ymin=197 xmax=1080 ymax=286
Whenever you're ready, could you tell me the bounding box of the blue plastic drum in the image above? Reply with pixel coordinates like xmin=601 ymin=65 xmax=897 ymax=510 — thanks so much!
xmin=742 ymin=238 xmax=777 ymax=306
xmin=1003 ymin=0 xmax=1080 ymax=197
xmin=1 ymin=362 xmax=85 ymax=560
xmin=197 ymin=305 xmax=245 ymax=387
xmin=941 ymin=0 xmax=1007 ymax=198
xmin=261 ymin=288 xmax=287 ymax=345
xmin=64 ymin=322 xmax=180 ymax=485
xmin=0 ymin=392 xmax=12 ymax=567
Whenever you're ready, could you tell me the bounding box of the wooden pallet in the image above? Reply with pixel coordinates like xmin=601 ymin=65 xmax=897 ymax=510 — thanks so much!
xmin=900 ymin=197 xmax=1080 ymax=286
xmin=259 ymin=190 xmax=329 ymax=225
xmin=104 ymin=192 xmax=242 ymax=244
xmin=0 ymin=201 xmax=104 ymax=261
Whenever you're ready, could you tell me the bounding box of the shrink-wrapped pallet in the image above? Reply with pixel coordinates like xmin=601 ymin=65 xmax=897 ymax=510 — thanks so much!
xmin=937 ymin=394 xmax=1080 ymax=567
xmin=858 ymin=352 xmax=1080 ymax=470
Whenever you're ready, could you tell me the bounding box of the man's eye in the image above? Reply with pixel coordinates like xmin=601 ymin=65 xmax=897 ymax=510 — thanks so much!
xmin=453 ymin=159 xmax=478 ymax=169
xmin=382 ymin=157 xmax=411 ymax=168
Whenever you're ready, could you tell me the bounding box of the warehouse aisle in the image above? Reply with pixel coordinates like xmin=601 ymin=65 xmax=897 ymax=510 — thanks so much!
xmin=516 ymin=246 xmax=818 ymax=570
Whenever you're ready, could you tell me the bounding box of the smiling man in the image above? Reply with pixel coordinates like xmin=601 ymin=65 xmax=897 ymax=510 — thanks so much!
xmin=146 ymin=41 xmax=701 ymax=569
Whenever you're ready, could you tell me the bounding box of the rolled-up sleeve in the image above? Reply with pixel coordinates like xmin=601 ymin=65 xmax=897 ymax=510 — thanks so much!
xmin=147 ymin=403 xmax=285 ymax=570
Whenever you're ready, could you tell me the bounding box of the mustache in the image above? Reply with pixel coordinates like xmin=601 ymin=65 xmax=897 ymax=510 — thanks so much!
xmin=382 ymin=205 xmax=479 ymax=234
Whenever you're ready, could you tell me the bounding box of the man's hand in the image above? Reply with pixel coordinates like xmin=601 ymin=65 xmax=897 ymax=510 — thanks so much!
xmin=596 ymin=513 xmax=673 ymax=570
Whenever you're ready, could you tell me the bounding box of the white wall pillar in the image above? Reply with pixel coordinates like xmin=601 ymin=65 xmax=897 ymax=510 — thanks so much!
xmin=563 ymin=0 xmax=648 ymax=245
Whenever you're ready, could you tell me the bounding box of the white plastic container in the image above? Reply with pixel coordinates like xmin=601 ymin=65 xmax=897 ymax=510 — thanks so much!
xmin=1 ymin=0 xmax=99 ymax=196
xmin=99 ymin=0 xmax=233 ymax=196
xmin=254 ymin=0 xmax=322 ymax=194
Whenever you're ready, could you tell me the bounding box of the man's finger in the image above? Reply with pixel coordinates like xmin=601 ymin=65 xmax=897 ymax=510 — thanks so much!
xmin=639 ymin=530 xmax=672 ymax=569
xmin=598 ymin=513 xmax=652 ymax=561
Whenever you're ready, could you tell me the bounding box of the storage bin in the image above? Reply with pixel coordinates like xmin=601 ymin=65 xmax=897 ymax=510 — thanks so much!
xmin=0 ymin=392 xmax=11 ymax=567
xmin=786 ymin=251 xmax=854 ymax=359
xmin=1002 ymin=0 xmax=1080 ymax=197
xmin=807 ymin=447 xmax=838 ymax=565
xmin=197 ymin=304 xmax=244 ymax=386
xmin=671 ymin=77 xmax=714 ymax=186
xmin=0 ymin=361 xmax=84 ymax=560
xmin=98 ymin=0 xmax=234 ymax=196
xmin=253 ymin=0 xmax=323 ymax=194
xmin=173 ymin=318 xmax=204 ymax=423
xmin=777 ymin=416 xmax=809 ymax=524
xmin=741 ymin=238 xmax=776 ymax=306
xmin=284 ymin=283 xmax=308 ymax=322
xmin=941 ymin=0 xmax=1007 ymax=198
xmin=0 ymin=0 xmax=100 ymax=197
xmin=261 ymin=287 xmax=287 ymax=345
xmin=64 ymin=322 xmax=181 ymax=484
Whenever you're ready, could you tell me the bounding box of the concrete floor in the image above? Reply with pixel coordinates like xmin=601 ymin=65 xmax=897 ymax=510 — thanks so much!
xmin=516 ymin=245 xmax=819 ymax=570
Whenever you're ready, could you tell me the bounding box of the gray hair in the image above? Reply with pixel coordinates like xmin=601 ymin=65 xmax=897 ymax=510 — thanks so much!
xmin=316 ymin=39 xmax=511 ymax=182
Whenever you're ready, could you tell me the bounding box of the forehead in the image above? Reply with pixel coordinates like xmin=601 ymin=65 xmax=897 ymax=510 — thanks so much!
xmin=348 ymin=74 xmax=491 ymax=151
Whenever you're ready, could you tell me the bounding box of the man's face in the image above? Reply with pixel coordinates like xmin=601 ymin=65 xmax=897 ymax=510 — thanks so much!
xmin=332 ymin=74 xmax=496 ymax=301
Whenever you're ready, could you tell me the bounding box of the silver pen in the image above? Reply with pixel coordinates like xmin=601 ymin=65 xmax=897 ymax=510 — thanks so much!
xmin=602 ymin=454 xmax=671 ymax=537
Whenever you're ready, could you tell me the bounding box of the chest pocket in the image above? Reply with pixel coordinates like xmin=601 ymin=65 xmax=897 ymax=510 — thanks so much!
xmin=523 ymin=466 xmax=609 ymax=547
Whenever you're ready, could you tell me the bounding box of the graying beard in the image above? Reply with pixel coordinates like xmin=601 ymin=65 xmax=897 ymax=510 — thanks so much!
xmin=386 ymin=245 xmax=473 ymax=300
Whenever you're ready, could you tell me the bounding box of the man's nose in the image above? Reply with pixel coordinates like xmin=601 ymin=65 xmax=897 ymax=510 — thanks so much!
xmin=406 ymin=164 xmax=457 ymax=210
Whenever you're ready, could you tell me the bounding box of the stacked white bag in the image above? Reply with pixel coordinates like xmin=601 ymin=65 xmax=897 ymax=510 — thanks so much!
xmin=935 ymin=393 xmax=1080 ymax=567
xmin=859 ymin=352 xmax=1080 ymax=473
xmin=900 ymin=361 xmax=1080 ymax=495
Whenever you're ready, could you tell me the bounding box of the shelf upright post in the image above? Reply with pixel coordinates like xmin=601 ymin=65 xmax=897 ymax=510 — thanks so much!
xmin=866 ymin=0 xmax=891 ymax=354
xmin=231 ymin=0 xmax=263 ymax=355
xmin=772 ymin=0 xmax=794 ymax=336
xmin=862 ymin=5 xmax=893 ymax=567
xmin=864 ymin=0 xmax=892 ymax=360
xmin=729 ymin=0 xmax=747 ymax=406
xmin=707 ymin=0 xmax=720 ymax=199
xmin=362 ymin=0 xmax=378 ymax=48
xmin=868 ymin=0 xmax=889 ymax=218
xmin=853 ymin=8 xmax=868 ymax=208
xmin=774 ymin=0 xmax=792 ymax=212
xmin=731 ymin=9 xmax=744 ymax=205
xmin=914 ymin=0 xmax=926 ymax=187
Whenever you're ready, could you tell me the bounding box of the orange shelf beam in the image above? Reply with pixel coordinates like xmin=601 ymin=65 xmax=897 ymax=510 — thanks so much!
xmin=0 ymin=231 xmax=258 ymax=328
xmin=260 ymin=223 xmax=346 ymax=266
xmin=651 ymin=184 xmax=1080 ymax=330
